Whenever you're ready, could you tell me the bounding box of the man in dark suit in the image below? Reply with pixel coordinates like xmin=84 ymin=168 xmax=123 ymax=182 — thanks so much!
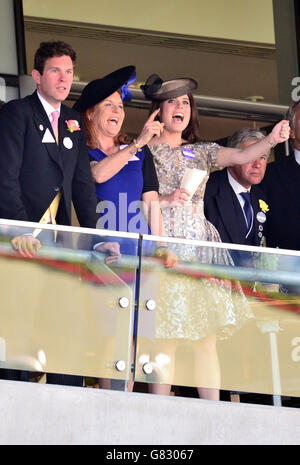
xmin=260 ymin=101 xmax=300 ymax=251
xmin=204 ymin=128 xmax=269 ymax=265
xmin=204 ymin=128 xmax=272 ymax=405
xmin=0 ymin=41 xmax=118 ymax=385
xmin=0 ymin=42 xmax=97 ymax=249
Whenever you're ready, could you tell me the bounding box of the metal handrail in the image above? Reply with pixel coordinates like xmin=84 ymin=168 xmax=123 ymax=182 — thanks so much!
xmin=69 ymin=82 xmax=288 ymax=122
xmin=1 ymin=218 xmax=300 ymax=258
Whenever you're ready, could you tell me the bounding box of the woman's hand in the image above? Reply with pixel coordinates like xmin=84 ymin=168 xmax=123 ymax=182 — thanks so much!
xmin=136 ymin=109 xmax=164 ymax=147
xmin=269 ymin=120 xmax=290 ymax=146
xmin=154 ymin=246 xmax=178 ymax=268
xmin=89 ymin=108 xmax=164 ymax=183
xmin=218 ymin=119 xmax=290 ymax=168
xmin=160 ymin=188 xmax=191 ymax=208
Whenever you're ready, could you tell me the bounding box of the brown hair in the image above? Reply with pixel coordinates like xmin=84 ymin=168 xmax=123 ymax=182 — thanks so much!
xmin=34 ymin=41 xmax=76 ymax=75
xmin=83 ymin=89 xmax=130 ymax=149
xmin=148 ymin=92 xmax=200 ymax=144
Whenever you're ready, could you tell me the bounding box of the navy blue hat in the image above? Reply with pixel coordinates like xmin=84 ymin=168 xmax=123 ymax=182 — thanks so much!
xmin=73 ymin=65 xmax=136 ymax=113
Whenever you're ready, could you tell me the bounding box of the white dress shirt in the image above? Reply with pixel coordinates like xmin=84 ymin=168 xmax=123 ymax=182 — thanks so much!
xmin=294 ymin=149 xmax=300 ymax=165
xmin=37 ymin=91 xmax=61 ymax=124
xmin=227 ymin=169 xmax=253 ymax=235
xmin=227 ymin=169 xmax=251 ymax=209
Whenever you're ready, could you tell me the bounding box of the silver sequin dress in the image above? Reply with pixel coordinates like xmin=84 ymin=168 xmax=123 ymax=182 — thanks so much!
xmin=150 ymin=142 xmax=253 ymax=340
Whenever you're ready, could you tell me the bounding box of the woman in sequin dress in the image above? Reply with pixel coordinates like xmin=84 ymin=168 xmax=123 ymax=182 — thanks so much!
xmin=141 ymin=74 xmax=290 ymax=399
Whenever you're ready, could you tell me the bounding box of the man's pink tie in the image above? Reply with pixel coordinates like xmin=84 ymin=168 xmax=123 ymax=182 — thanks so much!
xmin=51 ymin=110 xmax=59 ymax=143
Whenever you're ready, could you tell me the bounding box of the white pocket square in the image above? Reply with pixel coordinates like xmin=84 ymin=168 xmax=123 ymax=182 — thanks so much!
xmin=42 ymin=128 xmax=56 ymax=143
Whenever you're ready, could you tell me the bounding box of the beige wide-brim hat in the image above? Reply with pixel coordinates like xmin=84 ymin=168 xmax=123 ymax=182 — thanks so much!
xmin=141 ymin=73 xmax=197 ymax=101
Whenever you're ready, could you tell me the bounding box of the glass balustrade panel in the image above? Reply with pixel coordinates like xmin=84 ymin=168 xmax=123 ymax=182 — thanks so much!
xmin=135 ymin=235 xmax=300 ymax=397
xmin=0 ymin=220 xmax=139 ymax=381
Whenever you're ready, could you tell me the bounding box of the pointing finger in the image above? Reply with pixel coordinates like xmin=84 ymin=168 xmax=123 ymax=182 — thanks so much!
xmin=147 ymin=108 xmax=160 ymax=123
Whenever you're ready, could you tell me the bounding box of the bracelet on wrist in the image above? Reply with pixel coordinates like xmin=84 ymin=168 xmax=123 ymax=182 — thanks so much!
xmin=267 ymin=136 xmax=276 ymax=148
xmin=129 ymin=140 xmax=142 ymax=155
xmin=133 ymin=139 xmax=142 ymax=152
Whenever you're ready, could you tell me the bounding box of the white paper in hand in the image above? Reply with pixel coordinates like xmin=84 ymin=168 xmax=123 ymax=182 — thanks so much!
xmin=180 ymin=168 xmax=207 ymax=197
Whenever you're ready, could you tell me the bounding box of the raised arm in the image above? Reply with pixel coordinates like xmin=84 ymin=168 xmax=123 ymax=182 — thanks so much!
xmin=91 ymin=109 xmax=164 ymax=183
xmin=216 ymin=120 xmax=290 ymax=167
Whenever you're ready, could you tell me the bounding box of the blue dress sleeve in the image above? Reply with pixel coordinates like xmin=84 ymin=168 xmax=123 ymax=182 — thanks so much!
xmin=88 ymin=148 xmax=106 ymax=162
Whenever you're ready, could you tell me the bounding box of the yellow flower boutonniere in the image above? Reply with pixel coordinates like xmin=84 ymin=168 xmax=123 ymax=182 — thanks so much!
xmin=65 ymin=120 xmax=81 ymax=132
xmin=259 ymin=199 xmax=269 ymax=213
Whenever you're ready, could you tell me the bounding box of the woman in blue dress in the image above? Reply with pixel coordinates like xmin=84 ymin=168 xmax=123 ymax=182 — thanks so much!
xmin=74 ymin=66 xmax=168 ymax=257
xmin=74 ymin=66 xmax=175 ymax=391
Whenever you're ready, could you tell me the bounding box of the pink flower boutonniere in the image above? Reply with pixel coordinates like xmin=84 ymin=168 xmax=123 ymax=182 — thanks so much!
xmin=65 ymin=120 xmax=81 ymax=133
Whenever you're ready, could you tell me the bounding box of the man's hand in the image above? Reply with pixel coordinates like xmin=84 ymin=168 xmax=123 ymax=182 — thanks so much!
xmin=95 ymin=241 xmax=122 ymax=264
xmin=11 ymin=235 xmax=41 ymax=258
